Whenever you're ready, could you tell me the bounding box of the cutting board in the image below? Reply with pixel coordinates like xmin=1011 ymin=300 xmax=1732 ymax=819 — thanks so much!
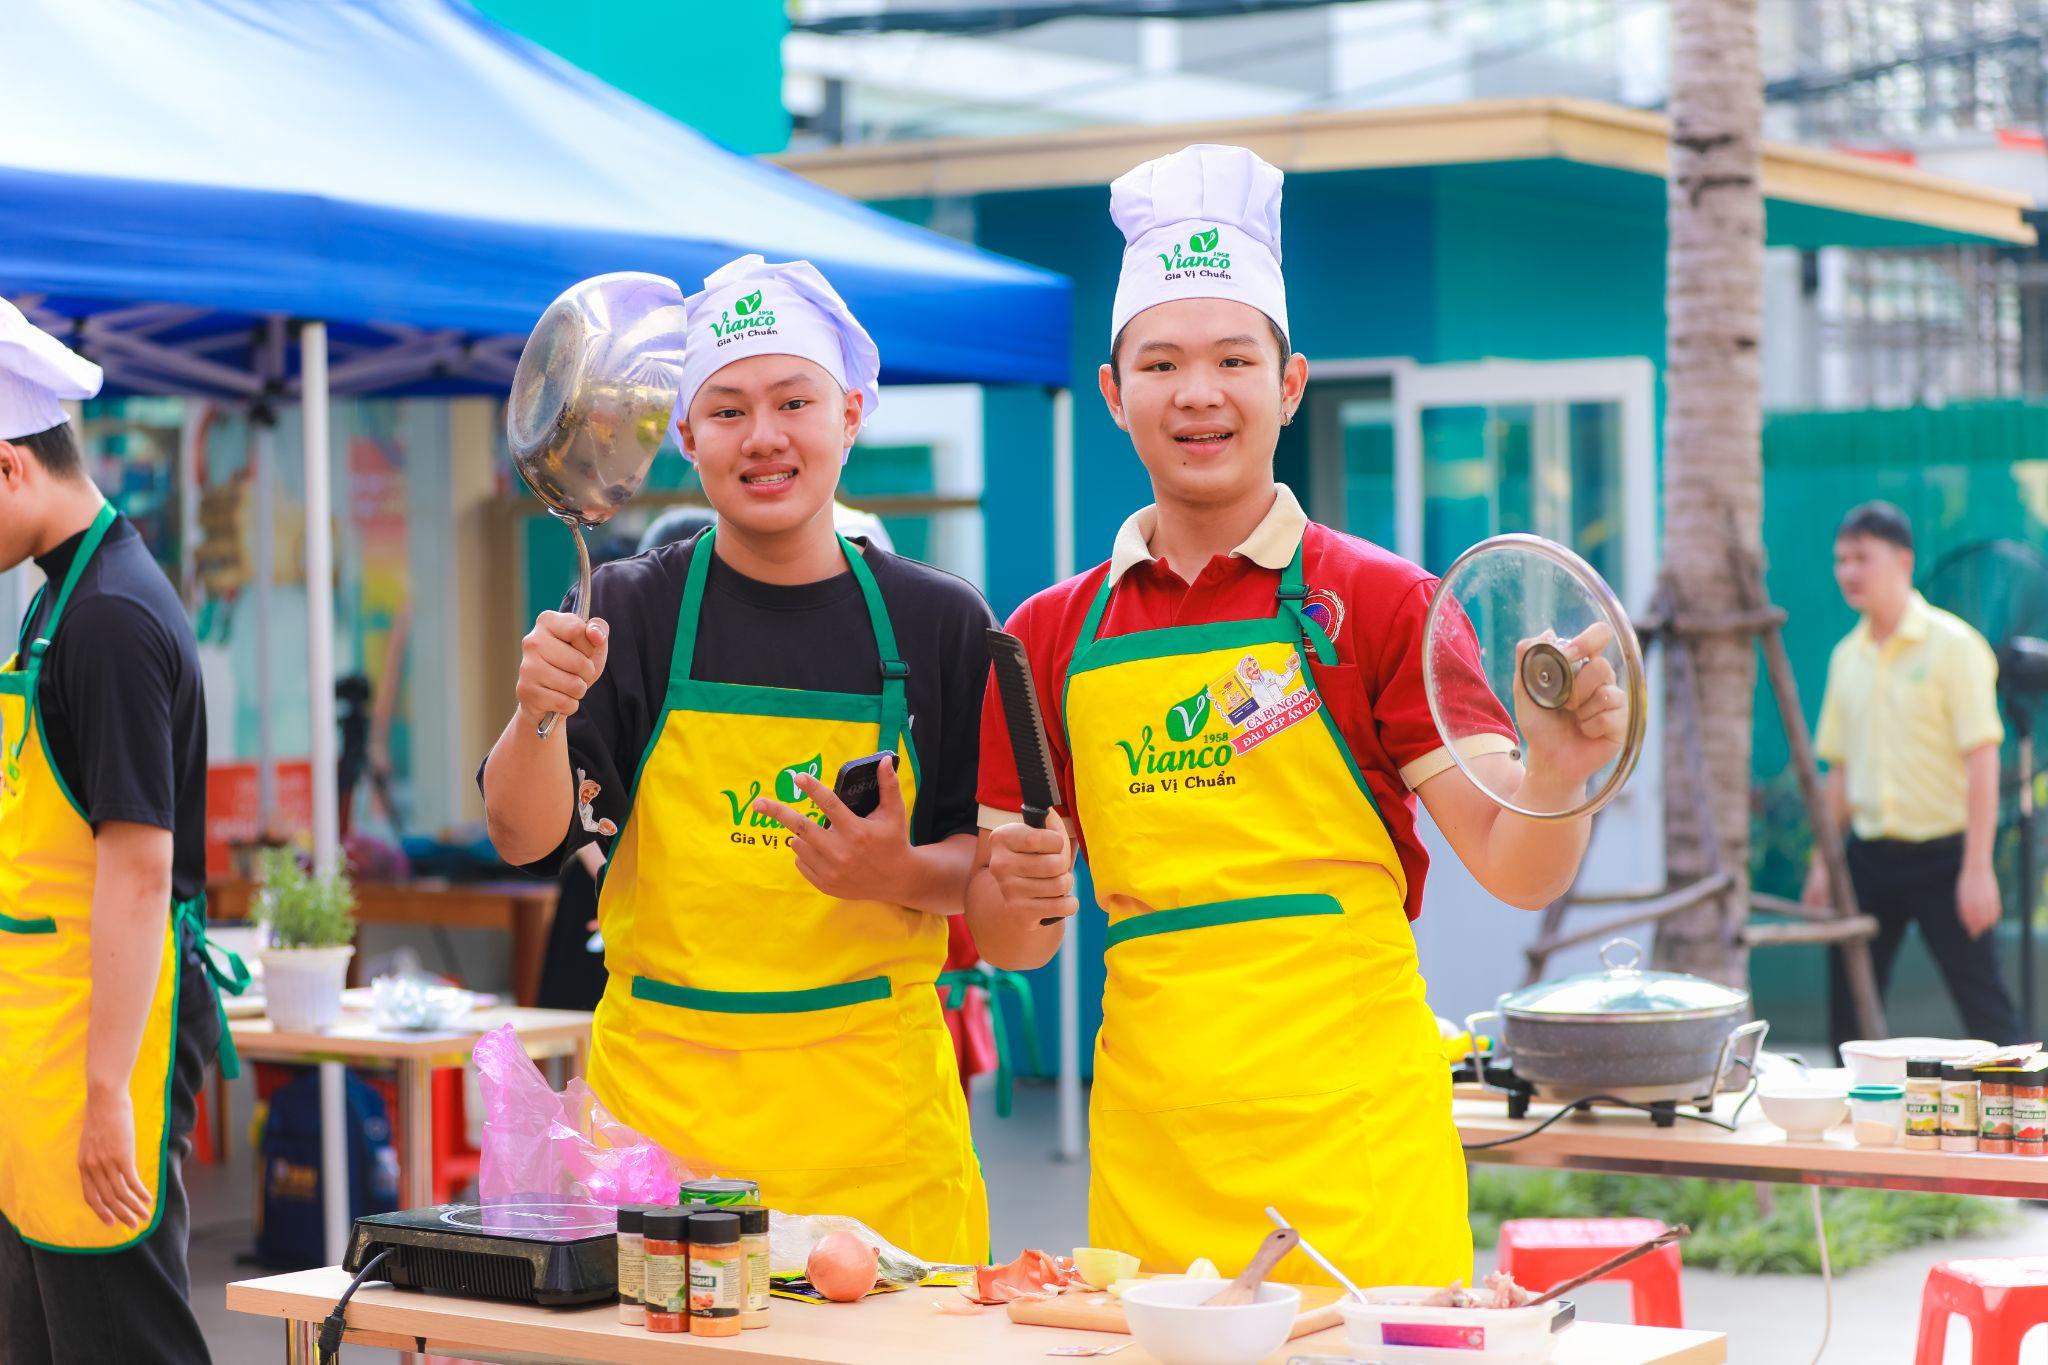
xmin=1007 ymin=1282 xmax=1346 ymax=1340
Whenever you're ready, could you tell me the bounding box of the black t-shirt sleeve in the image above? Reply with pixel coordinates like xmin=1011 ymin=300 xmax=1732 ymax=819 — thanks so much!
xmin=915 ymin=581 xmax=996 ymax=846
xmin=48 ymin=596 xmax=180 ymax=833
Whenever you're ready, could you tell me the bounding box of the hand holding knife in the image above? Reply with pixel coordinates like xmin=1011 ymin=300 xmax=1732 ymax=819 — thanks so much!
xmin=986 ymin=629 xmax=1072 ymax=927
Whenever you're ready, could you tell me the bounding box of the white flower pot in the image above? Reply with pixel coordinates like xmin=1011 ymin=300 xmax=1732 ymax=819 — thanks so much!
xmin=258 ymin=945 xmax=356 ymax=1033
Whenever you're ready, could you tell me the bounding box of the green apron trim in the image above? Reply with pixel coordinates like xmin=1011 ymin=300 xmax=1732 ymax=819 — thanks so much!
xmin=1062 ymin=540 xmax=1384 ymax=826
xmin=0 ymin=911 xmax=56 ymax=934
xmin=1103 ymin=893 xmax=1342 ymax=949
xmin=632 ymin=973 xmax=892 ymax=1014
xmin=7 ymin=503 xmax=116 ymax=816
xmin=177 ymin=895 xmax=248 ymax=1081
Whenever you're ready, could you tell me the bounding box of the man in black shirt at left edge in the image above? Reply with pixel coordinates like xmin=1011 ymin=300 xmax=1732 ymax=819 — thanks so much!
xmin=0 ymin=300 xmax=228 ymax=1365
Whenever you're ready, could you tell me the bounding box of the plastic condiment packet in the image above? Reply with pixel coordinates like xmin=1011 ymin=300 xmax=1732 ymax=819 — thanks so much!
xmin=1047 ymin=1346 xmax=1131 ymax=1358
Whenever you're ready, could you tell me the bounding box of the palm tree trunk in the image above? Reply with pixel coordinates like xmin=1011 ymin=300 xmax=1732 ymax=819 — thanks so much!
xmin=1657 ymin=0 xmax=1764 ymax=986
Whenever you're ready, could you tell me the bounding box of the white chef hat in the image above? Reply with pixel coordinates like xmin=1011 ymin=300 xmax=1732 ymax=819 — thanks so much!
xmin=675 ymin=255 xmax=880 ymax=462
xmin=0 ymin=298 xmax=102 ymax=442
xmin=1109 ymin=143 xmax=1289 ymax=345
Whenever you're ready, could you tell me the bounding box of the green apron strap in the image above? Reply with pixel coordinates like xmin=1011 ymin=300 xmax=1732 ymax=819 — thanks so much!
xmin=839 ymin=534 xmax=911 ymax=768
xmin=1274 ymin=541 xmax=1338 ymax=666
xmin=1077 ymin=567 xmax=1118 ymax=648
xmin=10 ymin=503 xmax=117 ymax=767
xmin=671 ymin=526 xmax=717 ymax=688
xmin=175 ymin=895 xmax=248 ymax=1081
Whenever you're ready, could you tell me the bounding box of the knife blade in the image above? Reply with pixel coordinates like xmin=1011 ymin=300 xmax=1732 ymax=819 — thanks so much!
xmin=985 ymin=628 xmax=1069 ymax=927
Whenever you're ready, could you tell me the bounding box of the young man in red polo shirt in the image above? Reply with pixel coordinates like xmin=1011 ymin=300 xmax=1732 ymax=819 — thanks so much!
xmin=967 ymin=144 xmax=1627 ymax=1289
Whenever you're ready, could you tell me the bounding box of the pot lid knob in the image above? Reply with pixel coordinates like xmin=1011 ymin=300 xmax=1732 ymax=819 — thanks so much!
xmin=1600 ymin=937 xmax=1645 ymax=973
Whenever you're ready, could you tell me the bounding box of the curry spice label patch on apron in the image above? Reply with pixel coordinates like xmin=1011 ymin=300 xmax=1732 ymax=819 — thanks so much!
xmin=1206 ymin=645 xmax=1321 ymax=755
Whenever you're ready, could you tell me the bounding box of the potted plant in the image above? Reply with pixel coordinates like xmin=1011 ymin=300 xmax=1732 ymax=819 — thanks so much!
xmin=255 ymin=848 xmax=358 ymax=1033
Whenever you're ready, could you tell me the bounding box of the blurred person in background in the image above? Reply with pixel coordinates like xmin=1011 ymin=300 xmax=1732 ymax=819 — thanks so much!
xmin=1808 ymin=501 xmax=2024 ymax=1048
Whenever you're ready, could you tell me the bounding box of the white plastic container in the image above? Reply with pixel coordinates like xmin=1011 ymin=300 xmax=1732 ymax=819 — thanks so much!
xmin=1757 ymin=1081 xmax=1850 ymax=1141
xmin=1847 ymin=1082 xmax=1906 ymax=1146
xmin=1838 ymin=1038 xmax=1992 ymax=1085
xmin=257 ymin=945 xmax=355 ymax=1033
xmin=1338 ymin=1289 xmax=1561 ymax=1363
xmin=1119 ymin=1279 xmax=1300 ymax=1365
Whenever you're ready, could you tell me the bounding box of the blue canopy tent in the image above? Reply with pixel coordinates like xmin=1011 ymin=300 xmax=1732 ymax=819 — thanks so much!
xmin=0 ymin=1 xmax=1083 ymax=1206
xmin=0 ymin=0 xmax=1072 ymax=866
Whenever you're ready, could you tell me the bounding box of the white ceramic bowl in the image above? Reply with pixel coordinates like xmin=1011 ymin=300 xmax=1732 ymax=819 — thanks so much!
xmin=1120 ymin=1279 xmax=1302 ymax=1365
xmin=1838 ymin=1038 xmax=1992 ymax=1085
xmin=1758 ymin=1082 xmax=1850 ymax=1141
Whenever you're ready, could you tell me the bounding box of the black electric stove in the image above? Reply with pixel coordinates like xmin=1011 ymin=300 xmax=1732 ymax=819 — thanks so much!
xmin=344 ymin=1202 xmax=618 ymax=1307
xmin=1452 ymin=1054 xmax=1716 ymax=1128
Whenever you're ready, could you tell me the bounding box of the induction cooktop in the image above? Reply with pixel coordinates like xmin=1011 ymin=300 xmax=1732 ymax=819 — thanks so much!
xmin=344 ymin=1202 xmax=619 ymax=1307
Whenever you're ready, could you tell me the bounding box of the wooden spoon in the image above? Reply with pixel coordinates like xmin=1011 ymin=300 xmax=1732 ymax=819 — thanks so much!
xmin=1528 ymin=1224 xmax=1691 ymax=1307
xmin=1206 ymin=1228 xmax=1300 ymax=1308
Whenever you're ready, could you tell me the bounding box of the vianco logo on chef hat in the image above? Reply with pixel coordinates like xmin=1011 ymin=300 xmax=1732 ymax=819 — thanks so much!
xmin=1109 ymin=144 xmax=1288 ymax=341
xmin=707 ymin=289 xmax=778 ymax=342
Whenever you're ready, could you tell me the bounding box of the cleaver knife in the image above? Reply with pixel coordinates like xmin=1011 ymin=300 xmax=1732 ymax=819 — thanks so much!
xmin=985 ymin=628 xmax=1070 ymax=927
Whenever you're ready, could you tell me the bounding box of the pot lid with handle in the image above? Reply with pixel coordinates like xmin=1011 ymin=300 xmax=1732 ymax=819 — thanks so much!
xmin=1498 ymin=937 xmax=1751 ymax=1020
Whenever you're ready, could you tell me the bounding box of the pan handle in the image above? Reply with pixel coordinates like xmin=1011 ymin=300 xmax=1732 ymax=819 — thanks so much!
xmin=1462 ymin=1009 xmax=1503 ymax=1088
xmin=1713 ymin=1017 xmax=1771 ymax=1095
xmin=536 ymin=521 xmax=595 ymax=739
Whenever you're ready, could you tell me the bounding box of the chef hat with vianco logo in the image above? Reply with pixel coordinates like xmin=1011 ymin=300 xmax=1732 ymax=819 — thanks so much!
xmin=1109 ymin=143 xmax=1289 ymax=346
xmin=675 ymin=254 xmax=881 ymax=463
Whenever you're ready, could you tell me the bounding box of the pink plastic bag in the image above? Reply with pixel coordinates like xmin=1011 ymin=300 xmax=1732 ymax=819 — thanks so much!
xmin=473 ymin=1024 xmax=687 ymax=1206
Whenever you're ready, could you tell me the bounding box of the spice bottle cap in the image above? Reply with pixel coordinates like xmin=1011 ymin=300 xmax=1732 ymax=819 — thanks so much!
xmin=1907 ymin=1057 xmax=1945 ymax=1078
xmin=616 ymin=1204 xmax=647 ymax=1234
xmin=738 ymin=1206 xmax=769 ymax=1235
xmin=644 ymin=1209 xmax=692 ymax=1242
xmin=688 ymin=1210 xmax=741 ymax=1246
xmin=1946 ymin=1062 xmax=1981 ymax=1082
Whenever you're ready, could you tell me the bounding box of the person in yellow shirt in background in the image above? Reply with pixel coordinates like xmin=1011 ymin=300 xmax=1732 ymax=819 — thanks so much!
xmin=1805 ymin=501 xmax=2023 ymax=1049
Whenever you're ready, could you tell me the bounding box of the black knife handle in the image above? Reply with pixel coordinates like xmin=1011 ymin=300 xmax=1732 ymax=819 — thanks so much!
xmin=1024 ymin=804 xmax=1067 ymax=926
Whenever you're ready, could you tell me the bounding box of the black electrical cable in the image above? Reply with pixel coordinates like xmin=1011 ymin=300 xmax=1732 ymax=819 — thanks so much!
xmin=1462 ymin=1079 xmax=1760 ymax=1151
xmin=316 ymin=1247 xmax=392 ymax=1365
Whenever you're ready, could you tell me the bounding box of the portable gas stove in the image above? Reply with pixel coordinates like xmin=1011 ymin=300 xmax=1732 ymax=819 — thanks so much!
xmin=1452 ymin=1053 xmax=1722 ymax=1128
xmin=344 ymin=1202 xmax=618 ymax=1307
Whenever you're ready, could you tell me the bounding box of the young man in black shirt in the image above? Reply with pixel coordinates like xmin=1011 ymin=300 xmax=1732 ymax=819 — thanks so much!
xmin=480 ymin=256 xmax=993 ymax=1261
xmin=0 ymin=302 xmax=220 ymax=1365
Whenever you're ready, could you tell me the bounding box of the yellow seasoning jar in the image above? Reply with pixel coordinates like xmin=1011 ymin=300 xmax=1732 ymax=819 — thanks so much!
xmin=687 ymin=1210 xmax=744 ymax=1338
xmin=1903 ymin=1057 xmax=1944 ymax=1151
xmin=1942 ymin=1062 xmax=1981 ymax=1154
xmin=615 ymin=1204 xmax=650 ymax=1326
xmin=740 ymin=1204 xmax=772 ymax=1330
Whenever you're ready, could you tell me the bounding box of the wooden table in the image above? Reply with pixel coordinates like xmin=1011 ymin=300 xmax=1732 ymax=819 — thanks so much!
xmin=228 ymin=1267 xmax=1728 ymax=1364
xmin=1454 ymin=1084 xmax=2048 ymax=1199
xmin=230 ymin=1006 xmax=592 ymax=1264
xmin=209 ymin=879 xmax=559 ymax=1006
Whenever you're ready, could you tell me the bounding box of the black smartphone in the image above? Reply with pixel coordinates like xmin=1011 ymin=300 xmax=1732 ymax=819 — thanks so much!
xmin=832 ymin=751 xmax=894 ymax=821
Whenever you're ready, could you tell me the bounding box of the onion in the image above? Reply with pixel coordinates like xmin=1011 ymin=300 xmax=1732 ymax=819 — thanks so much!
xmin=806 ymin=1231 xmax=881 ymax=1302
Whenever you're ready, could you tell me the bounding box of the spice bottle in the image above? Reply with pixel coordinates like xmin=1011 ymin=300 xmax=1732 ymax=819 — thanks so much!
xmin=1904 ymin=1057 xmax=1944 ymax=1150
xmin=616 ymin=1204 xmax=649 ymax=1326
xmin=2014 ymin=1057 xmax=2048 ymax=1156
xmin=739 ymin=1204 xmax=771 ymax=1330
xmin=687 ymin=1210 xmax=744 ymax=1337
xmin=643 ymin=1210 xmax=691 ymax=1333
xmin=1979 ymin=1065 xmax=2017 ymax=1154
xmin=1942 ymin=1062 xmax=1981 ymax=1153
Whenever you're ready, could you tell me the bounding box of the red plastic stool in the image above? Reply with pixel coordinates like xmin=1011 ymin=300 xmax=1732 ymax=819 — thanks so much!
xmin=1916 ymin=1257 xmax=2048 ymax=1363
xmin=431 ymin=1066 xmax=481 ymax=1205
xmin=1496 ymin=1218 xmax=1684 ymax=1327
xmin=192 ymin=1088 xmax=216 ymax=1164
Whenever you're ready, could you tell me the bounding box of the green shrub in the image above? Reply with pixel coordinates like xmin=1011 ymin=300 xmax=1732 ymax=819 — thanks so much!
xmin=256 ymin=848 xmax=357 ymax=950
xmin=1468 ymin=1169 xmax=2013 ymax=1274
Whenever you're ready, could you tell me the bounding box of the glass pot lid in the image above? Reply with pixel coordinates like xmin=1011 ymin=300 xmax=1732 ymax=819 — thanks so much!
xmin=1499 ymin=938 xmax=1751 ymax=1019
xmin=1421 ymin=533 xmax=1648 ymax=821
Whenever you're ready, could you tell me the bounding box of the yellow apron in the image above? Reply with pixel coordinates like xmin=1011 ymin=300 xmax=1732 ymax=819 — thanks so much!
xmin=1064 ymin=543 xmax=1470 ymax=1287
xmin=588 ymin=530 xmax=987 ymax=1262
xmin=0 ymin=504 xmax=243 ymax=1253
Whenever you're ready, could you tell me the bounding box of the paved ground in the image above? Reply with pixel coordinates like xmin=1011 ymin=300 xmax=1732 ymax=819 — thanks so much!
xmin=187 ymin=1073 xmax=2045 ymax=1362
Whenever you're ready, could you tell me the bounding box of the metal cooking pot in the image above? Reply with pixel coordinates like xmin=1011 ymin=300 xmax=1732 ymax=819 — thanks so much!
xmin=1465 ymin=938 xmax=1767 ymax=1104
